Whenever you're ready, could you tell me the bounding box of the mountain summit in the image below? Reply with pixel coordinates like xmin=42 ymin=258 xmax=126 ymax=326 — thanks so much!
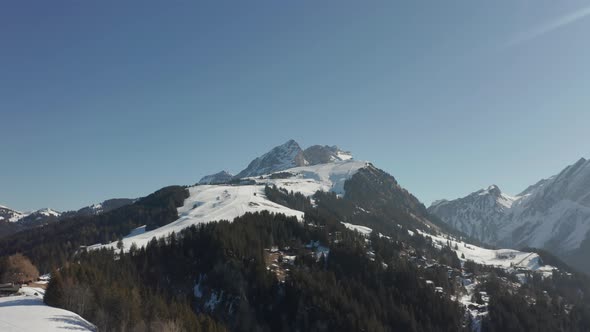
xmin=234 ymin=140 xmax=308 ymax=178
xmin=428 ymin=185 xmax=518 ymax=244
xmin=233 ymin=140 xmax=354 ymax=179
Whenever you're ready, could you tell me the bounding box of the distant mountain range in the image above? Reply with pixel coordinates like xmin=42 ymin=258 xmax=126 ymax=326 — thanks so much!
xmin=429 ymin=157 xmax=590 ymax=273
xmin=0 ymin=198 xmax=134 ymax=237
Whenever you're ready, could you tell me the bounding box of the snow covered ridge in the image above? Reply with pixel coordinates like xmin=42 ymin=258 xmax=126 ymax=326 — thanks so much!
xmin=0 ymin=206 xmax=61 ymax=223
xmin=0 ymin=205 xmax=26 ymax=222
xmin=100 ymin=160 xmax=370 ymax=252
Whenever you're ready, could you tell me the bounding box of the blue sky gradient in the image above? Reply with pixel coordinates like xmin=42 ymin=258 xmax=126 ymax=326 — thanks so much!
xmin=2 ymin=1 xmax=590 ymax=211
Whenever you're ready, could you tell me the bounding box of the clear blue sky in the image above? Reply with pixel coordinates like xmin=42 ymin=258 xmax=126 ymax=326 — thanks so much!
xmin=2 ymin=1 xmax=590 ymax=212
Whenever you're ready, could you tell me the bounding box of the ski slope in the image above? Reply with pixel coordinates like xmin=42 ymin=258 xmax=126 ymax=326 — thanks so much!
xmin=0 ymin=294 xmax=96 ymax=331
xmin=100 ymin=184 xmax=305 ymax=251
xmin=99 ymin=160 xmax=368 ymax=252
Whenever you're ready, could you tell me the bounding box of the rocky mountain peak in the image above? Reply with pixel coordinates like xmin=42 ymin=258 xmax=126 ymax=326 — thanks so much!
xmin=303 ymin=145 xmax=353 ymax=165
xmin=235 ymin=140 xmax=307 ymax=178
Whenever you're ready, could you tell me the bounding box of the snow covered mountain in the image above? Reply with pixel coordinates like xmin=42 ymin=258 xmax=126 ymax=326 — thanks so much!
xmin=0 ymin=198 xmax=134 ymax=238
xmin=0 ymin=206 xmax=62 ymax=224
xmin=0 ymin=205 xmax=26 ymax=222
xmin=429 ymin=157 xmax=590 ymax=272
xmin=428 ymin=185 xmax=518 ymax=244
xmin=4 ymin=140 xmax=582 ymax=331
xmin=0 ymin=205 xmax=61 ymax=237
xmin=233 ymin=140 xmax=354 ymax=180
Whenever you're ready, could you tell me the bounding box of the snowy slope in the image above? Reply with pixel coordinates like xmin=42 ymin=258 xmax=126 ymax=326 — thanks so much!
xmin=252 ymin=160 xmax=369 ymax=196
xmin=0 ymin=294 xmax=96 ymax=331
xmin=341 ymin=221 xmax=373 ymax=236
xmin=100 ymin=160 xmax=368 ymax=251
xmin=100 ymin=184 xmax=305 ymax=251
xmin=337 ymin=220 xmax=555 ymax=275
xmin=416 ymin=229 xmax=555 ymax=275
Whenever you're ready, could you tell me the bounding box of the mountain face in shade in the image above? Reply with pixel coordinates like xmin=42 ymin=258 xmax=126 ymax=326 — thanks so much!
xmin=198 ymin=171 xmax=234 ymax=185
xmin=428 ymin=185 xmax=518 ymax=244
xmin=0 ymin=199 xmax=134 ymax=238
xmin=303 ymin=145 xmax=353 ymax=165
xmin=234 ymin=140 xmax=308 ymax=179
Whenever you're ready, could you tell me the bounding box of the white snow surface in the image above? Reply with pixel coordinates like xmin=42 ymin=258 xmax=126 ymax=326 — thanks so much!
xmin=100 ymin=184 xmax=305 ymax=251
xmin=35 ymin=208 xmax=61 ymax=217
xmin=417 ymin=230 xmax=555 ymax=275
xmin=0 ymin=294 xmax=96 ymax=331
xmin=341 ymin=222 xmax=373 ymax=236
xmin=252 ymin=160 xmax=369 ymax=196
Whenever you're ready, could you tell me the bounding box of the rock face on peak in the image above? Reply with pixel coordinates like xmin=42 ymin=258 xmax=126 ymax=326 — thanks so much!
xmin=303 ymin=145 xmax=353 ymax=165
xmin=234 ymin=140 xmax=356 ymax=179
xmin=234 ymin=140 xmax=308 ymax=178
xmin=429 ymin=157 xmax=590 ymax=273
xmin=198 ymin=171 xmax=234 ymax=185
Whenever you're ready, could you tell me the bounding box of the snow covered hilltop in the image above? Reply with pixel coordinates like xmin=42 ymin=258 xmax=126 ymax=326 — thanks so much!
xmin=0 ymin=289 xmax=96 ymax=332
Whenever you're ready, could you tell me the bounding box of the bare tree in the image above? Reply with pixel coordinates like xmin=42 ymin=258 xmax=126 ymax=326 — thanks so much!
xmin=0 ymin=253 xmax=39 ymax=284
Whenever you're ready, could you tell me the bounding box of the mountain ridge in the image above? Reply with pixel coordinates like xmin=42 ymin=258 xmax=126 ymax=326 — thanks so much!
xmin=429 ymin=157 xmax=590 ymax=273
